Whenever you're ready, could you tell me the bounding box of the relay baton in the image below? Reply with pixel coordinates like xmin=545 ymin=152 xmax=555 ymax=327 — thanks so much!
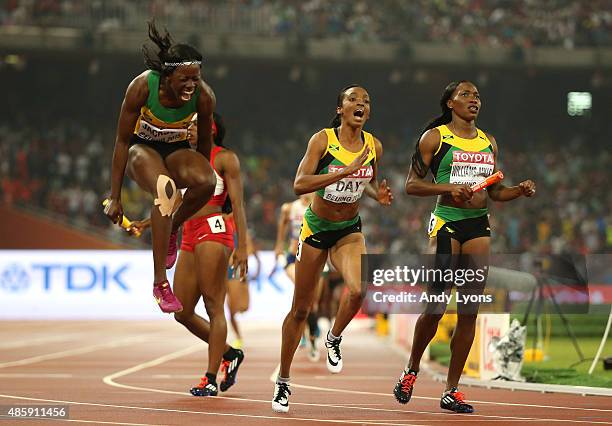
xmin=102 ymin=199 xmax=141 ymax=237
xmin=471 ymin=171 xmax=504 ymax=192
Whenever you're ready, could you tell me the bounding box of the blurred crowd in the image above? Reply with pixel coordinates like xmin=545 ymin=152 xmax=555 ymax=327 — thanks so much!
xmin=1 ymin=0 xmax=611 ymax=48
xmin=1 ymin=119 xmax=610 ymax=255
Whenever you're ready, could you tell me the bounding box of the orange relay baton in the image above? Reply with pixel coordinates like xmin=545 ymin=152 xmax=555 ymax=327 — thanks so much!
xmin=471 ymin=171 xmax=504 ymax=192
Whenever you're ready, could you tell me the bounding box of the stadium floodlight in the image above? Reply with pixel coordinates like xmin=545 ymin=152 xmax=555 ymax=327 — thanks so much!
xmin=567 ymin=92 xmax=592 ymax=116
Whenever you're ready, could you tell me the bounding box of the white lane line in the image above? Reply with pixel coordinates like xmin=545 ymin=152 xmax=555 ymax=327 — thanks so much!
xmin=102 ymin=344 xmax=203 ymax=387
xmin=0 ymin=335 xmax=152 ymax=369
xmin=105 ymin=347 xmax=611 ymax=425
xmin=0 ymin=333 xmax=85 ymax=349
xmin=0 ymin=393 xmax=424 ymax=426
xmin=288 ymin=379 xmax=612 ymax=413
xmin=1 ymin=417 xmax=155 ymax=426
xmin=313 ymin=376 xmax=390 ymax=380
xmin=0 ymin=373 xmax=73 ymax=378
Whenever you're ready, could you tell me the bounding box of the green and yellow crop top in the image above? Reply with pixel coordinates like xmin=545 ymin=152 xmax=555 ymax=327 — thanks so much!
xmin=429 ymin=124 xmax=494 ymax=187
xmin=132 ymin=71 xmax=199 ymax=144
xmin=314 ymin=128 xmax=376 ymax=204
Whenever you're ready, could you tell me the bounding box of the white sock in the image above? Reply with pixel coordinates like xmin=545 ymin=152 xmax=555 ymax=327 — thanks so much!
xmin=327 ymin=330 xmax=340 ymax=341
xmin=276 ymin=376 xmax=290 ymax=384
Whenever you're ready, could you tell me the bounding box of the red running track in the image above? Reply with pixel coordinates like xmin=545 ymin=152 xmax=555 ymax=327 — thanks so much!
xmin=0 ymin=320 xmax=610 ymax=425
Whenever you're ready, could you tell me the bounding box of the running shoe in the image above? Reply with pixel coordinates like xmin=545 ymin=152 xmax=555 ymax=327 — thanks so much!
xmin=271 ymin=381 xmax=291 ymax=413
xmin=325 ymin=335 xmax=343 ymax=373
xmin=394 ymin=369 xmax=417 ymax=404
xmin=190 ymin=376 xmax=218 ymax=397
xmin=153 ymin=280 xmax=183 ymax=313
xmin=220 ymin=349 xmax=245 ymax=392
xmin=166 ymin=229 xmax=179 ymax=269
xmin=440 ymin=387 xmax=474 ymax=413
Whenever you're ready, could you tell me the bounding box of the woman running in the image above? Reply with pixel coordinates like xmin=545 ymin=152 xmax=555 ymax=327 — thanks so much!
xmin=394 ymin=80 xmax=535 ymax=413
xmin=104 ymin=22 xmax=217 ymax=314
xmin=272 ymin=85 xmax=393 ymax=413
xmin=175 ymin=112 xmax=248 ymax=396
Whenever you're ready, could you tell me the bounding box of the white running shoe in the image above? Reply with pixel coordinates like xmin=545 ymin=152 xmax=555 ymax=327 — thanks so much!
xmin=271 ymin=381 xmax=291 ymax=413
xmin=325 ymin=335 xmax=343 ymax=373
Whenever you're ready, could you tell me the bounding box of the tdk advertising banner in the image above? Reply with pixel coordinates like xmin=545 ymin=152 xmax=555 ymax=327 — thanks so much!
xmin=0 ymin=250 xmax=293 ymax=320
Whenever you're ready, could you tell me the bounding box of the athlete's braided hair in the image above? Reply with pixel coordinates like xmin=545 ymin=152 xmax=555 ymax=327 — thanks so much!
xmin=329 ymin=84 xmax=360 ymax=128
xmin=142 ymin=21 xmax=202 ymax=77
xmin=411 ymin=80 xmax=468 ymax=178
xmin=213 ymin=112 xmax=226 ymax=147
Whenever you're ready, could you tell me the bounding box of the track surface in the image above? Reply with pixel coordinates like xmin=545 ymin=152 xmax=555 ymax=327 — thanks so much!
xmin=0 ymin=320 xmax=610 ymax=425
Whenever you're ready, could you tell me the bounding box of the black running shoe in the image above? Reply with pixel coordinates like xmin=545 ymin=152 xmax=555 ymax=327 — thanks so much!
xmin=220 ymin=349 xmax=245 ymax=392
xmin=440 ymin=387 xmax=474 ymax=413
xmin=394 ymin=370 xmax=417 ymax=404
xmin=271 ymin=381 xmax=291 ymax=413
xmin=190 ymin=376 xmax=218 ymax=396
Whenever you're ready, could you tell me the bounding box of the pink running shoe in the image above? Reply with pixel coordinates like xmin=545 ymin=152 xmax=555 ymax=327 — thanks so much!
xmin=153 ymin=280 xmax=183 ymax=313
xmin=166 ymin=229 xmax=179 ymax=269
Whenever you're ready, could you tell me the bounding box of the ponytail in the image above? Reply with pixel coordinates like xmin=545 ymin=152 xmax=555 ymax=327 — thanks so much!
xmin=411 ymin=80 xmax=467 ymax=177
xmin=142 ymin=20 xmax=202 ymax=77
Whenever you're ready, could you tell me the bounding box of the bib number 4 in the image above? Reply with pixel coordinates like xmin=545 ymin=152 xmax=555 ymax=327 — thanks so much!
xmin=206 ymin=216 xmax=226 ymax=234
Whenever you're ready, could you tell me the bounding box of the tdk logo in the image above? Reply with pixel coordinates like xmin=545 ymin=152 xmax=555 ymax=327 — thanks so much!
xmin=0 ymin=264 xmax=30 ymax=292
xmin=0 ymin=263 xmax=130 ymax=292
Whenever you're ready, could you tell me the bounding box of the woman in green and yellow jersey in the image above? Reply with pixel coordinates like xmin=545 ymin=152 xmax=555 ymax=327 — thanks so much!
xmin=394 ymin=81 xmax=536 ymax=414
xmin=272 ymin=85 xmax=393 ymax=413
xmin=104 ymin=22 xmax=217 ymax=314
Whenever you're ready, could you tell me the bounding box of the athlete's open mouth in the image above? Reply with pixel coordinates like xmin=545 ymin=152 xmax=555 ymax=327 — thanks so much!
xmin=353 ymin=109 xmax=365 ymax=118
xmin=181 ymin=88 xmax=195 ymax=101
xmin=468 ymin=105 xmax=479 ymax=113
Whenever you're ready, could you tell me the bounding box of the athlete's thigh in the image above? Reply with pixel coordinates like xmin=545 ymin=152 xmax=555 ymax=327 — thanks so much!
xmin=294 ymin=243 xmax=328 ymax=308
xmin=126 ymin=144 xmax=171 ymax=194
xmin=165 ymin=148 xmax=214 ymax=189
xmin=329 ymin=232 xmax=366 ymax=293
xmin=423 ymin=235 xmax=461 ymax=315
xmin=457 ymin=236 xmax=490 ymax=315
xmin=194 ymin=242 xmax=230 ymax=300
xmin=427 ymin=235 xmax=461 ymax=255
xmin=173 ymin=250 xmax=202 ymax=313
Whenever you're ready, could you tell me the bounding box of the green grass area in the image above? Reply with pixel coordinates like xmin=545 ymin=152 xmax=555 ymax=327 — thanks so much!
xmin=429 ymin=335 xmax=612 ymax=388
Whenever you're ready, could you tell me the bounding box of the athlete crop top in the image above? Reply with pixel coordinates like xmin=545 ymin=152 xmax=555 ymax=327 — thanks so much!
xmin=314 ymin=128 xmax=376 ymax=204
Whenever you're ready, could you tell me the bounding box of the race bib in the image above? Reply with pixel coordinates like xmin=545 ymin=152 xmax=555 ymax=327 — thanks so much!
xmin=136 ymin=119 xmax=188 ymax=144
xmin=206 ymin=215 xmax=226 ymax=234
xmin=449 ymin=150 xmax=494 ymax=187
xmin=427 ymin=213 xmax=438 ymax=235
xmin=323 ymin=165 xmax=373 ymax=204
xmin=296 ymin=239 xmax=303 ymax=261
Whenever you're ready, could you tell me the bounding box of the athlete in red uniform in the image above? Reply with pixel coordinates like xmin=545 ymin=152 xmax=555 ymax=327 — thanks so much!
xmin=177 ymin=112 xmax=248 ymax=396
xmin=129 ymin=113 xmax=248 ymax=396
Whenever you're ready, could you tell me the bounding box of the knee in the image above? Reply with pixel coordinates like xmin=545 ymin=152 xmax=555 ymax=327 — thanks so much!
xmin=174 ymin=310 xmax=193 ymax=325
xmin=129 ymin=148 xmax=147 ymax=172
xmin=190 ymin=170 xmax=216 ymax=196
xmin=203 ymin=296 xmax=225 ymax=318
xmin=291 ymin=307 xmax=311 ymax=322
xmin=419 ymin=313 xmax=444 ymax=326
xmin=456 ymin=314 xmax=478 ymax=328
xmin=347 ymin=285 xmax=364 ymax=301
